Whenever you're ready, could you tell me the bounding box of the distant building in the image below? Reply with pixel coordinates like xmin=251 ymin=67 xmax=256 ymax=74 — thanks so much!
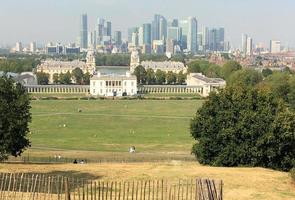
xmin=80 ymin=14 xmax=88 ymax=49
xmin=29 ymin=42 xmax=36 ymax=53
xmin=270 ymin=40 xmax=281 ymax=54
xmin=37 ymin=50 xmax=96 ymax=83
xmin=15 ymin=42 xmax=23 ymax=52
xmin=186 ymin=73 xmax=226 ymax=97
xmin=143 ymin=23 xmax=152 ymax=45
xmin=152 ymin=40 xmax=165 ymax=54
xmin=205 ymin=27 xmax=225 ymax=52
xmin=90 ymin=71 xmax=137 ymax=97
xmin=114 ymin=31 xmax=122 ymax=46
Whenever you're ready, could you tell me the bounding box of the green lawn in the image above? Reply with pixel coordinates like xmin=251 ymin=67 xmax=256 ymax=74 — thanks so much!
xmin=29 ymin=100 xmax=203 ymax=153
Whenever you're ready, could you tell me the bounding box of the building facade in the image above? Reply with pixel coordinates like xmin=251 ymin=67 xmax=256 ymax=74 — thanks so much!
xmin=80 ymin=14 xmax=88 ymax=49
xmin=90 ymin=72 xmax=137 ymax=96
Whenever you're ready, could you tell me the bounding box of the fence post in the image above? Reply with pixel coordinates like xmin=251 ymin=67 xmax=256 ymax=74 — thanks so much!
xmin=65 ymin=177 xmax=71 ymax=200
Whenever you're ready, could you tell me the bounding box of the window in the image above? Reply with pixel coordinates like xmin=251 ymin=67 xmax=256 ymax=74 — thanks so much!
xmin=93 ymin=89 xmax=95 ymax=94
xmin=100 ymin=89 xmax=103 ymax=93
xmin=93 ymin=81 xmax=96 ymax=86
xmin=124 ymin=81 xmax=127 ymax=86
xmin=131 ymin=89 xmax=134 ymax=94
xmin=100 ymin=81 xmax=102 ymax=86
xmin=106 ymin=81 xmax=108 ymax=86
xmin=131 ymin=81 xmax=134 ymax=86
xmin=119 ymin=81 xmax=121 ymax=86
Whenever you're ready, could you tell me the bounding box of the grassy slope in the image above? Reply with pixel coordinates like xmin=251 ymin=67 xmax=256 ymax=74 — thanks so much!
xmin=29 ymin=100 xmax=202 ymax=153
xmin=0 ymin=162 xmax=294 ymax=200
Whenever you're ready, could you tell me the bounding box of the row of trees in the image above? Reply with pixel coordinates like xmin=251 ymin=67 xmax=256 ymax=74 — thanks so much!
xmin=0 ymin=58 xmax=40 ymax=73
xmin=133 ymin=65 xmax=186 ymax=85
xmin=36 ymin=68 xmax=91 ymax=85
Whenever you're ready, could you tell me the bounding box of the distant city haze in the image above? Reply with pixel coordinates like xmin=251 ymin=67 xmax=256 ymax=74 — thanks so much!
xmin=0 ymin=0 xmax=294 ymax=48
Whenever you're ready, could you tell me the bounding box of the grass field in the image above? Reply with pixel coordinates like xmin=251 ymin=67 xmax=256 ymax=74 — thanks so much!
xmin=28 ymin=100 xmax=202 ymax=154
xmin=0 ymin=162 xmax=294 ymax=200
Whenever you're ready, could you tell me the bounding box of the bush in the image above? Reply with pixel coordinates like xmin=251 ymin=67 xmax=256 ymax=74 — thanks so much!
xmin=190 ymin=86 xmax=295 ymax=171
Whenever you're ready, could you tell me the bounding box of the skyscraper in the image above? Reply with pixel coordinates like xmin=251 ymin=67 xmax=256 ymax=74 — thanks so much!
xmin=167 ymin=27 xmax=181 ymax=42
xmin=206 ymin=27 xmax=224 ymax=52
xmin=187 ymin=17 xmax=198 ymax=54
xmin=128 ymin=27 xmax=138 ymax=43
xmin=151 ymin=14 xmax=161 ymax=41
xmin=270 ymin=40 xmax=281 ymax=54
xmin=242 ymin=33 xmax=248 ymax=55
xmin=114 ymin=31 xmax=122 ymax=46
xmin=246 ymin=37 xmax=253 ymax=56
xmin=29 ymin=42 xmax=36 ymax=53
xmin=80 ymin=14 xmax=88 ymax=49
xmin=159 ymin=16 xmax=167 ymax=41
xmin=179 ymin=20 xmax=188 ymax=50
xmin=143 ymin=23 xmax=152 ymax=45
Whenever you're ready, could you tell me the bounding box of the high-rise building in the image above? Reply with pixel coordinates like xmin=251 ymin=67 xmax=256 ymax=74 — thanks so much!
xmin=138 ymin=27 xmax=144 ymax=46
xmin=179 ymin=20 xmax=189 ymax=50
xmin=114 ymin=31 xmax=122 ymax=46
xmin=159 ymin=16 xmax=167 ymax=41
xmin=246 ymin=37 xmax=253 ymax=56
xmin=187 ymin=17 xmax=198 ymax=54
xmin=15 ymin=42 xmax=23 ymax=52
xmin=128 ymin=27 xmax=138 ymax=43
xmin=143 ymin=23 xmax=152 ymax=45
xmin=152 ymin=14 xmax=161 ymax=41
xmin=242 ymin=33 xmax=248 ymax=55
xmin=29 ymin=42 xmax=36 ymax=53
xmin=166 ymin=39 xmax=176 ymax=54
xmin=205 ymin=27 xmax=224 ymax=52
xmin=169 ymin=19 xmax=179 ymax=27
xmin=270 ymin=40 xmax=281 ymax=54
xmin=132 ymin=31 xmax=139 ymax=47
xmin=167 ymin=27 xmax=181 ymax=42
xmin=80 ymin=14 xmax=88 ymax=49
xmin=106 ymin=21 xmax=112 ymax=37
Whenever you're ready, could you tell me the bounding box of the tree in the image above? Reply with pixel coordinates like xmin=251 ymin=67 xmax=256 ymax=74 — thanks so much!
xmin=190 ymin=86 xmax=295 ymax=171
xmin=227 ymin=69 xmax=263 ymax=87
xmin=166 ymin=71 xmax=177 ymax=84
xmin=71 ymin=67 xmax=84 ymax=84
xmin=262 ymin=68 xmax=273 ymax=78
xmin=221 ymin=61 xmax=242 ymax=80
xmin=177 ymin=71 xmax=186 ymax=85
xmin=133 ymin=65 xmax=147 ymax=84
xmin=188 ymin=61 xmax=201 ymax=73
xmin=36 ymin=72 xmax=49 ymax=85
xmin=83 ymin=72 xmax=91 ymax=85
xmin=0 ymin=76 xmax=31 ymax=161
xmin=155 ymin=69 xmax=166 ymax=85
xmin=146 ymin=68 xmax=156 ymax=85
xmin=59 ymin=71 xmax=72 ymax=84
xmin=53 ymin=73 xmax=59 ymax=84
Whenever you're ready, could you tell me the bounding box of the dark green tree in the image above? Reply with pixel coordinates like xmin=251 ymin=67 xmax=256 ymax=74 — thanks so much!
xmin=227 ymin=69 xmax=263 ymax=87
xmin=52 ymin=73 xmax=59 ymax=84
xmin=83 ymin=72 xmax=91 ymax=85
xmin=146 ymin=68 xmax=156 ymax=85
xmin=221 ymin=61 xmax=242 ymax=80
xmin=36 ymin=72 xmax=49 ymax=85
xmin=133 ymin=65 xmax=147 ymax=84
xmin=0 ymin=76 xmax=31 ymax=161
xmin=71 ymin=67 xmax=84 ymax=84
xmin=166 ymin=71 xmax=177 ymax=84
xmin=59 ymin=71 xmax=72 ymax=84
xmin=190 ymin=86 xmax=295 ymax=171
xmin=155 ymin=69 xmax=166 ymax=85
xmin=176 ymin=71 xmax=187 ymax=85
xmin=187 ymin=61 xmax=201 ymax=73
xmin=262 ymin=68 xmax=273 ymax=78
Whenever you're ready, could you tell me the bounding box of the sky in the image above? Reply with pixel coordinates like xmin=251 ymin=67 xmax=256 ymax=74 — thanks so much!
xmin=0 ymin=0 xmax=294 ymax=49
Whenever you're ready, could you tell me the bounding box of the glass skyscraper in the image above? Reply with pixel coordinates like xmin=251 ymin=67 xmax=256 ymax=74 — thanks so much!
xmin=80 ymin=14 xmax=88 ymax=49
xmin=143 ymin=23 xmax=152 ymax=45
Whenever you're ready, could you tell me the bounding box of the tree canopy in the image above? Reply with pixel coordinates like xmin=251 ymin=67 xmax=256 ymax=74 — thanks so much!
xmin=227 ymin=69 xmax=263 ymax=87
xmin=0 ymin=76 xmax=31 ymax=161
xmin=36 ymin=72 xmax=49 ymax=85
xmin=221 ymin=61 xmax=242 ymax=80
xmin=190 ymin=86 xmax=295 ymax=171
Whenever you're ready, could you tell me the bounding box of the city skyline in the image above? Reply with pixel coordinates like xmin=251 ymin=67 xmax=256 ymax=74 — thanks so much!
xmin=0 ymin=0 xmax=294 ymax=49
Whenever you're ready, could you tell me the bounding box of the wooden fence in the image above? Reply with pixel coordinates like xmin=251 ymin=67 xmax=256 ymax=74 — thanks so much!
xmin=0 ymin=173 xmax=223 ymax=200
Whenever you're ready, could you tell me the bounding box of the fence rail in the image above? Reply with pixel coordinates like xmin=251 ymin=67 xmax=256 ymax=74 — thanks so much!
xmin=0 ymin=173 xmax=223 ymax=200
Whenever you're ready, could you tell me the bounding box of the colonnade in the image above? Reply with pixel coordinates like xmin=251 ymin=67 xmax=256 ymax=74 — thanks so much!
xmin=25 ymin=85 xmax=90 ymax=94
xmin=138 ymin=86 xmax=204 ymax=96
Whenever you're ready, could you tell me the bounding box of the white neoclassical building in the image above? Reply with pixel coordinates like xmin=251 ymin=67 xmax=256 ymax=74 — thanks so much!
xmin=90 ymin=71 xmax=137 ymax=97
xmin=186 ymin=73 xmax=226 ymax=96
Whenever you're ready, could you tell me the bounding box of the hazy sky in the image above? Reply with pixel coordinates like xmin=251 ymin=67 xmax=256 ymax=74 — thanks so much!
xmin=0 ymin=0 xmax=294 ymax=48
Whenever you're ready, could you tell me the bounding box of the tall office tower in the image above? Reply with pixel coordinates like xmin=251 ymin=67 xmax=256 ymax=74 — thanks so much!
xmin=179 ymin=20 xmax=188 ymax=50
xmin=187 ymin=17 xmax=198 ymax=54
xmin=151 ymin=14 xmax=161 ymax=41
xmin=29 ymin=42 xmax=36 ymax=53
xmin=242 ymin=33 xmax=248 ymax=55
xmin=128 ymin=27 xmax=138 ymax=43
xmin=143 ymin=23 xmax=152 ymax=45
xmin=80 ymin=14 xmax=88 ymax=49
xmin=159 ymin=16 xmax=167 ymax=41
xmin=138 ymin=27 xmax=144 ymax=46
xmin=132 ymin=31 xmax=139 ymax=47
xmin=246 ymin=37 xmax=253 ymax=56
xmin=106 ymin=21 xmax=112 ymax=37
xmin=96 ymin=18 xmax=105 ymax=44
xmin=15 ymin=42 xmax=23 ymax=52
xmin=114 ymin=31 xmax=122 ymax=46
xmin=88 ymin=31 xmax=97 ymax=49
xmin=206 ymin=27 xmax=225 ymax=52
xmin=197 ymin=32 xmax=204 ymax=52
xmin=170 ymin=19 xmax=179 ymax=27
xmin=166 ymin=39 xmax=176 ymax=54
xmin=270 ymin=40 xmax=281 ymax=54
xmin=167 ymin=27 xmax=182 ymax=42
